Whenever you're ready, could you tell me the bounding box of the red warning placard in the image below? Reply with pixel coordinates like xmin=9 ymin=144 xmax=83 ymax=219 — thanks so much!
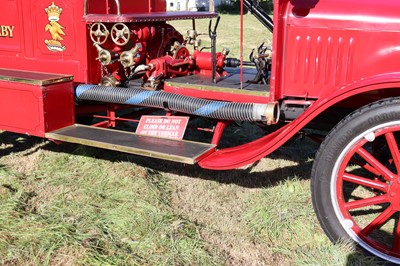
xmin=136 ymin=116 xmax=189 ymax=140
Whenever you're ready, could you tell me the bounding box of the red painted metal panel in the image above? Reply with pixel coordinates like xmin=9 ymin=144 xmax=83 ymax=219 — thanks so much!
xmin=288 ymin=0 xmax=400 ymax=31
xmin=0 ymin=0 xmax=21 ymax=53
xmin=269 ymin=0 xmax=288 ymax=101
xmin=85 ymin=0 xmax=166 ymax=14
xmin=0 ymin=81 xmax=44 ymax=135
xmin=272 ymin=0 xmax=400 ymax=101
xmin=0 ymin=0 xmax=89 ymax=83
xmin=283 ymin=29 xmax=358 ymax=98
xmin=0 ymin=79 xmax=74 ymax=137
xmin=43 ymin=82 xmax=75 ymax=132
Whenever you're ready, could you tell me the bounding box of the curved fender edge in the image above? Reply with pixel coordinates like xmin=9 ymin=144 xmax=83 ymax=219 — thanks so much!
xmin=199 ymin=73 xmax=400 ymax=170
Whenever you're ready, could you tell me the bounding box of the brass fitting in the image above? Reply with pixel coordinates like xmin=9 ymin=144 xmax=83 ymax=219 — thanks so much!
xmin=94 ymin=43 xmax=113 ymax=65
xmin=100 ymin=75 xmax=120 ymax=87
xmin=119 ymin=43 xmax=142 ymax=68
xmin=265 ymin=101 xmax=280 ymax=125
xmin=187 ymin=29 xmax=198 ymax=39
xmin=222 ymin=48 xmax=230 ymax=56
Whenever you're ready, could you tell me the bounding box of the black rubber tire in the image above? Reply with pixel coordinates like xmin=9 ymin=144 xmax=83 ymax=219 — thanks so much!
xmin=311 ymin=97 xmax=400 ymax=264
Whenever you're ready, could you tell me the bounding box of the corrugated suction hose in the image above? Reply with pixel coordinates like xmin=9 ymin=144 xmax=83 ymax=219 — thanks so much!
xmin=75 ymin=84 xmax=270 ymax=122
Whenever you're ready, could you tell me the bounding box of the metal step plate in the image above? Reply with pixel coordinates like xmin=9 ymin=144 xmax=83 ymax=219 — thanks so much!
xmin=46 ymin=124 xmax=216 ymax=164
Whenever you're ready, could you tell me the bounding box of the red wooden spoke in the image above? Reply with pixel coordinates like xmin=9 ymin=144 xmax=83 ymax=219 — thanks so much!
xmin=361 ymin=206 xmax=394 ymax=236
xmin=345 ymin=194 xmax=389 ymax=210
xmin=349 ymin=158 xmax=381 ymax=176
xmin=393 ymin=218 xmax=400 ymax=253
xmin=385 ymin=132 xmax=400 ymax=175
xmin=343 ymin=173 xmax=388 ymax=192
xmin=357 ymin=147 xmax=395 ymax=181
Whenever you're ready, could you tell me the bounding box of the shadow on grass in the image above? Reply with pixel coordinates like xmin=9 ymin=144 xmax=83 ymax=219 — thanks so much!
xmin=46 ymin=137 xmax=316 ymax=189
xmin=0 ymin=131 xmax=44 ymax=157
xmin=346 ymin=251 xmax=391 ymax=266
xmin=0 ymin=128 xmax=317 ymax=189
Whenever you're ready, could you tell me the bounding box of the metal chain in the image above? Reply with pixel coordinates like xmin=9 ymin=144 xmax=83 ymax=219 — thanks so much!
xmin=100 ymin=64 xmax=109 ymax=78
xmin=103 ymin=65 xmax=109 ymax=76
xmin=124 ymin=67 xmax=130 ymax=80
xmin=100 ymin=64 xmax=110 ymax=78
xmin=124 ymin=67 xmax=135 ymax=80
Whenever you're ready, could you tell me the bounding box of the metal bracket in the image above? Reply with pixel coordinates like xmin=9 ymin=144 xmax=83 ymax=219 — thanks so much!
xmin=208 ymin=16 xmax=220 ymax=83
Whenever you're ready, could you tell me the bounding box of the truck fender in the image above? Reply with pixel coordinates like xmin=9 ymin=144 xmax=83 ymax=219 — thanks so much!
xmin=199 ymin=73 xmax=400 ymax=170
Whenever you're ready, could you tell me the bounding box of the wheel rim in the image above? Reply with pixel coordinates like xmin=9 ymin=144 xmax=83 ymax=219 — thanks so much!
xmin=331 ymin=121 xmax=400 ymax=262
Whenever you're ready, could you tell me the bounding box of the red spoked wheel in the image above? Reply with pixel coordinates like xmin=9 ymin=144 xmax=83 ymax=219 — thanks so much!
xmin=312 ymin=98 xmax=400 ymax=263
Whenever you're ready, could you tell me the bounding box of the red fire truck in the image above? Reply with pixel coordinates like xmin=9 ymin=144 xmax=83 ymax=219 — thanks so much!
xmin=1 ymin=0 xmax=400 ymax=262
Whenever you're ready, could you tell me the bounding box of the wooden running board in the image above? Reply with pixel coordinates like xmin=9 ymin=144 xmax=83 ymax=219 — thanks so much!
xmin=46 ymin=124 xmax=216 ymax=164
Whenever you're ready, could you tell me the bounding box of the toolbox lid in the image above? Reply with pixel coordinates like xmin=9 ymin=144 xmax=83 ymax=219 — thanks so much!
xmin=0 ymin=68 xmax=73 ymax=86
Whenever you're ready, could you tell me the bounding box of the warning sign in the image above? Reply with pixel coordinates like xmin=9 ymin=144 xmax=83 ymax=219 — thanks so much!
xmin=136 ymin=116 xmax=189 ymax=140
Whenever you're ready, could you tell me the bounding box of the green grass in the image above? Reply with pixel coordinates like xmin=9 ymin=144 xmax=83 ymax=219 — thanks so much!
xmin=0 ymin=145 xmax=218 ymax=265
xmin=169 ymin=13 xmax=272 ymax=58
xmin=245 ymin=177 xmax=380 ymax=265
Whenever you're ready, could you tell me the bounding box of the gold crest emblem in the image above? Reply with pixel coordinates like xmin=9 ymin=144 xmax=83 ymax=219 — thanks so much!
xmin=44 ymin=2 xmax=66 ymax=52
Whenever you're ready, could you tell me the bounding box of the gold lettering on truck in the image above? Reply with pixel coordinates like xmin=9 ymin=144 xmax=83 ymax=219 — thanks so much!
xmin=44 ymin=2 xmax=66 ymax=52
xmin=0 ymin=25 xmax=15 ymax=38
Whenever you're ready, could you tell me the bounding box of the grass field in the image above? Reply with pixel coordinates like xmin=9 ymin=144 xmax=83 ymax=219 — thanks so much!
xmin=0 ymin=15 xmax=380 ymax=265
xmin=170 ymin=14 xmax=273 ymax=58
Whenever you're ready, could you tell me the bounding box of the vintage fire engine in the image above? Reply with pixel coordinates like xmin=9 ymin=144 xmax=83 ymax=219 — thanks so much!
xmin=2 ymin=0 xmax=400 ymax=262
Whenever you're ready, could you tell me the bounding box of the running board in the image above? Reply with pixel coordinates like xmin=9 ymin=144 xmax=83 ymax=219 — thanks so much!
xmin=46 ymin=124 xmax=216 ymax=164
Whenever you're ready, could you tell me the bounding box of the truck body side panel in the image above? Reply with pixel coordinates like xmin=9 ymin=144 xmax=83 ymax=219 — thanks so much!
xmin=272 ymin=0 xmax=400 ymax=100
xmin=0 ymin=0 xmax=89 ymax=82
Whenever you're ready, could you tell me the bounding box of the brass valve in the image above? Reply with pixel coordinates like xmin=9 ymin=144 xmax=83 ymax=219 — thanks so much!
xmin=222 ymin=47 xmax=230 ymax=56
xmin=94 ymin=43 xmax=114 ymax=65
xmin=100 ymin=75 xmax=120 ymax=87
xmin=119 ymin=43 xmax=142 ymax=68
xmin=186 ymin=29 xmax=201 ymax=50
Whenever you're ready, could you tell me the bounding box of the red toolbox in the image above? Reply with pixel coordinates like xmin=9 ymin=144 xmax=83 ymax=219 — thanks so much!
xmin=0 ymin=69 xmax=75 ymax=137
